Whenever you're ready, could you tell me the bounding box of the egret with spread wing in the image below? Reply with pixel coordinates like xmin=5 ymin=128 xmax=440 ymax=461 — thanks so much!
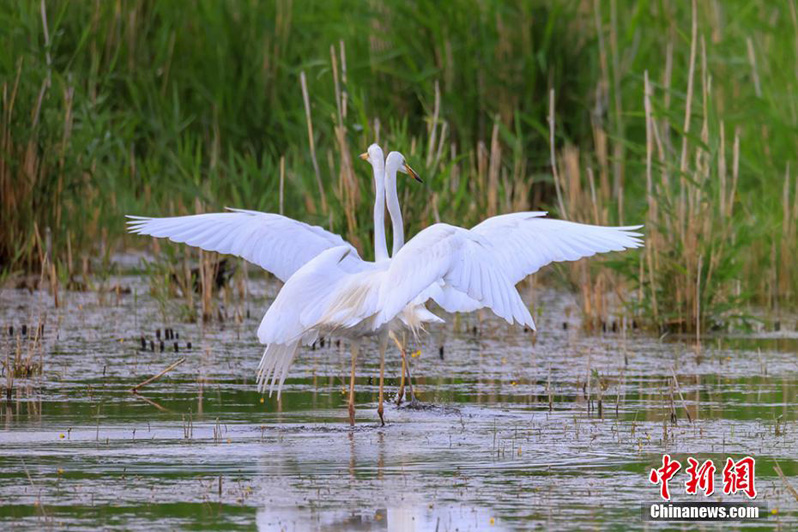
xmin=127 ymin=144 xmax=429 ymax=425
xmin=128 ymin=144 xmax=644 ymax=427
xmin=254 ymin=191 xmax=643 ymax=425
xmin=256 ymin=149 xmax=439 ymax=426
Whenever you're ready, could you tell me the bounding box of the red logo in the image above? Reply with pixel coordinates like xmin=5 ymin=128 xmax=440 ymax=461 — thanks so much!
xmin=649 ymin=454 xmax=681 ymax=500
xmin=685 ymin=457 xmax=716 ymax=496
xmin=722 ymin=457 xmax=757 ymax=499
xmin=650 ymin=456 xmax=757 ymax=500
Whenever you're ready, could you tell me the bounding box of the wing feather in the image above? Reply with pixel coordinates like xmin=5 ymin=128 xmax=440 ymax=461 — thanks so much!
xmin=471 ymin=212 xmax=643 ymax=284
xmin=374 ymin=224 xmax=534 ymax=329
xmin=127 ymin=209 xmax=360 ymax=282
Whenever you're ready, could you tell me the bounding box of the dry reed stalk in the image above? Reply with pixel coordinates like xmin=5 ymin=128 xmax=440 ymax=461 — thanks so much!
xmin=609 ymin=0 xmax=624 ymax=223
xmin=510 ymin=132 xmax=530 ymax=212
xmin=180 ymin=245 xmax=194 ymax=312
xmin=586 ymin=167 xmax=599 ymax=225
xmin=563 ymin=145 xmax=582 ymax=218
xmin=65 ymin=228 xmax=73 ymax=280
xmin=730 ymin=128 xmax=740 ymax=218
xmin=4 ymin=342 xmax=13 ymax=400
xmin=719 ymin=121 xmax=727 ymax=218
xmin=476 ymin=140 xmax=487 ymax=205
xmin=780 ymin=165 xmax=793 ymax=299
xmin=210 ymin=105 xmax=220 ymax=171
xmin=432 ymin=120 xmax=448 ymax=174
xmin=199 ymin=250 xmax=218 ymax=323
xmin=695 ymin=255 xmax=702 ymax=352
xmin=339 ymin=40 xmax=348 ymax=119
xmin=49 ymin=259 xmax=58 ymax=309
xmin=676 ymin=12 xmax=707 ymax=333
xmin=24 ymin=314 xmax=45 ymax=374
xmin=548 ymin=89 xmax=567 ymax=218
xmin=662 ymin=39 xmax=673 ymax=152
xmin=746 ymin=37 xmax=762 ymax=98
xmin=643 ymin=71 xmax=659 ymax=321
xmin=670 ymin=368 xmax=693 ymax=423
xmin=678 ymin=0 xmax=698 ymax=239
xmin=426 ymin=81 xmax=441 ymax=169
xmin=330 ymin=44 xmax=359 ymax=250
xmin=792 ymin=171 xmax=798 ymax=302
xmin=487 ymin=118 xmax=500 ymax=218
xmin=449 ymin=142 xmax=459 ymax=195
xmin=774 ymin=461 xmax=798 ymax=502
xmin=300 ymin=71 xmax=326 ymax=214
xmin=591 ymin=0 xmax=612 ymax=216
xmin=131 ymin=392 xmax=169 ymax=412
xmin=279 ymin=155 xmax=285 ymax=215
xmin=557 ymin=144 xmax=613 ymax=330
xmin=40 ymin=0 xmax=51 ymax=88
xmin=591 ymin=121 xmax=611 ymax=215
xmin=131 ymin=358 xmax=186 ymax=393
xmin=331 ymin=45 xmax=342 ymax=121
xmin=56 ymin=83 xmax=74 ymax=232
xmin=592 ymin=0 xmax=609 ymax=115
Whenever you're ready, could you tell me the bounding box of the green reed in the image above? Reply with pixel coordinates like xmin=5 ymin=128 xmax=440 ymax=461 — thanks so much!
xmin=1 ymin=0 xmax=796 ymax=332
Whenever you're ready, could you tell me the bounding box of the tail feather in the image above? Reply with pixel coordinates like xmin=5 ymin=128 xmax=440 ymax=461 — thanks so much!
xmin=256 ymin=341 xmax=300 ymax=398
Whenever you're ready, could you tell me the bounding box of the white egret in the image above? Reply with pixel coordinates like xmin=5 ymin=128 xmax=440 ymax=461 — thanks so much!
xmin=128 ymin=145 xmax=644 ymax=428
xmin=256 ymin=148 xmax=439 ymax=426
xmin=369 ymin=150 xmax=440 ymax=418
xmin=254 ymin=180 xmax=643 ymax=425
xmin=362 ymin=147 xmax=441 ymax=423
xmin=127 ymin=144 xmax=428 ymax=425
xmin=382 ymin=150 xmax=447 ymax=405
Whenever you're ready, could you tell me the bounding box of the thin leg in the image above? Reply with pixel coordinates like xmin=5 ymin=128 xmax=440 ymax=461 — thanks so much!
xmin=390 ymin=331 xmax=406 ymax=406
xmin=348 ymin=342 xmax=358 ymax=426
xmin=404 ymin=349 xmax=417 ymax=403
xmin=378 ymin=335 xmax=387 ymax=426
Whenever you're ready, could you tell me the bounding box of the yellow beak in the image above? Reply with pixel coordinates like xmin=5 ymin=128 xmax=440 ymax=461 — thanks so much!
xmin=404 ymin=163 xmax=423 ymax=183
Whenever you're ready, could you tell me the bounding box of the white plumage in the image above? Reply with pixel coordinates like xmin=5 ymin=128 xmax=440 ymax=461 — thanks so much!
xmin=253 ymin=218 xmax=642 ymax=395
xmin=127 ymin=144 xmax=644 ymax=425
xmin=127 ymin=209 xmax=362 ymax=283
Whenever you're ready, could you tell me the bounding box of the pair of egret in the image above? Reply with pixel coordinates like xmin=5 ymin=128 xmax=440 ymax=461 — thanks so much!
xmin=128 ymin=144 xmax=643 ymax=425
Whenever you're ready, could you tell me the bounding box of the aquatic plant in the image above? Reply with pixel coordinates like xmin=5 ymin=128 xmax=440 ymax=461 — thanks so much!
xmin=1 ymin=0 xmax=795 ymax=332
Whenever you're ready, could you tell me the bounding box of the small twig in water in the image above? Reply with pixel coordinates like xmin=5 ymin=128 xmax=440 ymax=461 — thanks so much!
xmin=670 ymin=367 xmax=693 ymax=423
xmin=131 ymin=358 xmax=185 ymax=393
xmin=774 ymin=461 xmax=798 ymax=502
xmin=131 ymin=392 xmax=169 ymax=412
xmin=22 ymin=458 xmax=48 ymax=519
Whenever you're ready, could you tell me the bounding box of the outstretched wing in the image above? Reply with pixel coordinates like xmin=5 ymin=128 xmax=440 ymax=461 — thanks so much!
xmin=374 ymin=223 xmax=535 ymax=329
xmin=416 ymin=281 xmax=484 ymax=314
xmin=471 ymin=212 xmax=644 ymax=284
xmin=127 ymin=208 xmax=360 ymax=282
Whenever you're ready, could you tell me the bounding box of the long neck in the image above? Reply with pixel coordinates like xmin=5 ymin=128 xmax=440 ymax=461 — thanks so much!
xmin=385 ymin=165 xmax=404 ymax=257
xmin=373 ymin=164 xmax=389 ymax=262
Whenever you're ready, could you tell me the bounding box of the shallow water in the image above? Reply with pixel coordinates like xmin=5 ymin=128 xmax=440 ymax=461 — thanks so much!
xmin=1 ymin=274 xmax=798 ymax=530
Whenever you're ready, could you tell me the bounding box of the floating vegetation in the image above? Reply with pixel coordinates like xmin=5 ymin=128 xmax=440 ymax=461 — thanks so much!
xmin=2 ymin=318 xmax=46 ymax=400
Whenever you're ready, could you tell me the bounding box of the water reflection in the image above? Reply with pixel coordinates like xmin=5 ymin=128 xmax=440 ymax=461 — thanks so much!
xmin=256 ymin=504 xmax=506 ymax=531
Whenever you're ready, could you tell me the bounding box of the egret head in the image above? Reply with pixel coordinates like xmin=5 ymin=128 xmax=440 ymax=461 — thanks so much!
xmin=386 ymin=151 xmax=423 ymax=183
xmin=359 ymin=143 xmax=385 ymax=171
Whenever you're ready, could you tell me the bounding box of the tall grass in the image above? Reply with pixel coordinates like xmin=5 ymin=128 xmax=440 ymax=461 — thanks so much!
xmin=2 ymin=0 xmax=797 ymax=332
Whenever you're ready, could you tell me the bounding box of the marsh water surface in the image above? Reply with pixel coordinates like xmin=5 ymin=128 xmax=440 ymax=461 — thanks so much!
xmin=2 ymin=271 xmax=798 ymax=530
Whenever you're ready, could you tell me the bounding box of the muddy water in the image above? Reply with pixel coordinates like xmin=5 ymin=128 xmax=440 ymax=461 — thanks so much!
xmin=1 ymin=274 xmax=798 ymax=530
